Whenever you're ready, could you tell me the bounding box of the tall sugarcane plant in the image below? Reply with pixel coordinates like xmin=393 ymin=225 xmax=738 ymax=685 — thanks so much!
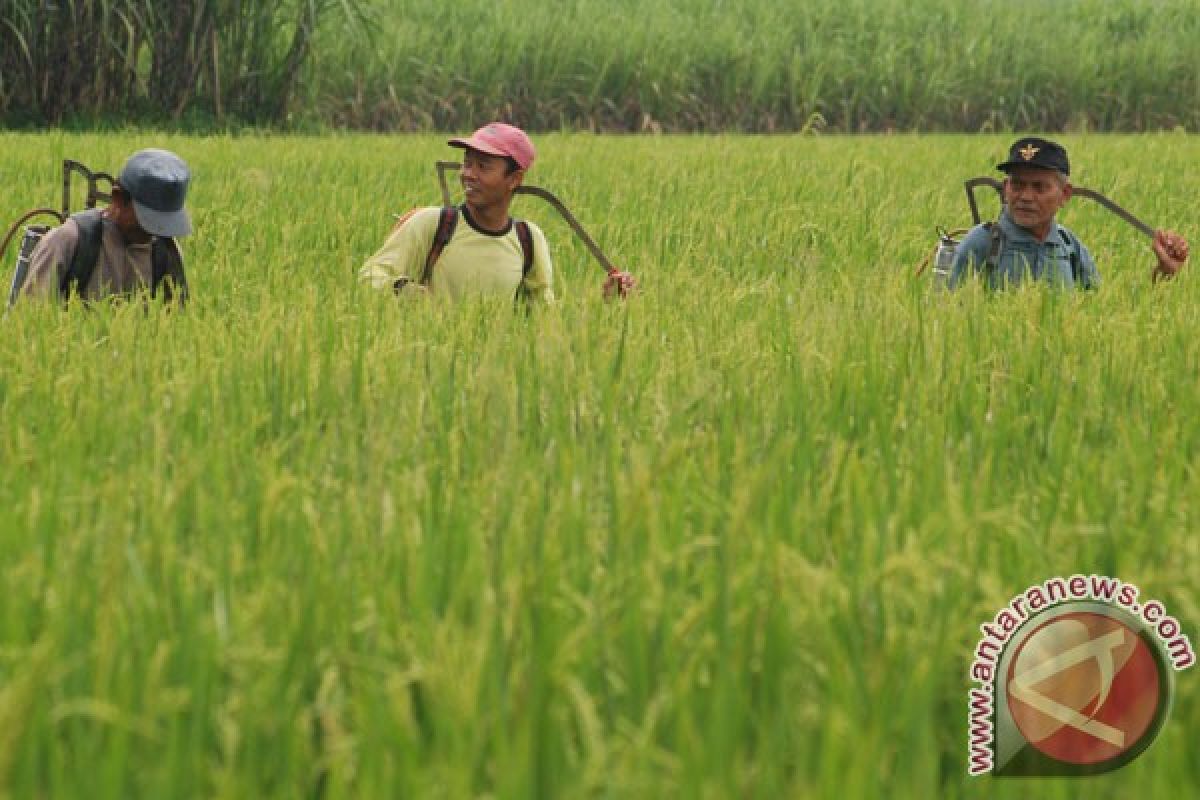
xmin=0 ymin=0 xmax=374 ymax=126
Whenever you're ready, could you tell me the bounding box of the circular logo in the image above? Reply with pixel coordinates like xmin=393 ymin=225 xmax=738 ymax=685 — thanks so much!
xmin=1005 ymin=610 xmax=1168 ymax=768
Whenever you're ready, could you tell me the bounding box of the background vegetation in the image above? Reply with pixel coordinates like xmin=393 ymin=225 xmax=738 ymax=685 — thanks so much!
xmin=0 ymin=132 xmax=1196 ymax=797
xmin=3 ymin=0 xmax=1200 ymax=132
xmin=0 ymin=0 xmax=372 ymax=127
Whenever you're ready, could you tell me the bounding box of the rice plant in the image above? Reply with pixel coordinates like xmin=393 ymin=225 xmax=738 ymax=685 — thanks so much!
xmin=0 ymin=131 xmax=1196 ymax=797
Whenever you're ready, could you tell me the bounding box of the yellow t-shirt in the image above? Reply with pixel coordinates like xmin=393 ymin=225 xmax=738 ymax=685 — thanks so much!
xmin=360 ymin=206 xmax=554 ymax=304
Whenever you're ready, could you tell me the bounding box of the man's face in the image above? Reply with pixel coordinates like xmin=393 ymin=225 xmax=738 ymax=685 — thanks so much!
xmin=1003 ymin=166 xmax=1072 ymax=235
xmin=460 ymin=148 xmax=523 ymax=211
xmin=108 ymin=189 xmax=151 ymax=244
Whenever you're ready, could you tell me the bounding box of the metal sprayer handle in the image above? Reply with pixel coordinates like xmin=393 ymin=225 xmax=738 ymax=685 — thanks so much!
xmin=62 ymin=160 xmax=114 ymax=215
xmin=964 ymin=175 xmax=1154 ymax=238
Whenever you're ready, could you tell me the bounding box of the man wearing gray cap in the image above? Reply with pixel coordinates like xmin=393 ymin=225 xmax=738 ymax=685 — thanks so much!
xmin=20 ymin=148 xmax=192 ymax=304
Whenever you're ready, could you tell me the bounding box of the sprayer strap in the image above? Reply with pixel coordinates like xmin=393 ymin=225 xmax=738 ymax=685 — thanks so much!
xmin=983 ymin=222 xmax=1004 ymax=279
xmin=419 ymin=206 xmax=460 ymax=286
xmin=151 ymin=237 xmax=188 ymax=305
xmin=511 ymin=218 xmax=536 ymax=306
xmin=62 ymin=209 xmax=105 ymax=300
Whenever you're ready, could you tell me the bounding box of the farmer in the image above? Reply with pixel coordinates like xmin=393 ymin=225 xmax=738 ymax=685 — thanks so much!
xmin=20 ymin=148 xmax=191 ymax=304
xmin=948 ymin=137 xmax=1188 ymax=289
xmin=360 ymin=122 xmax=635 ymax=303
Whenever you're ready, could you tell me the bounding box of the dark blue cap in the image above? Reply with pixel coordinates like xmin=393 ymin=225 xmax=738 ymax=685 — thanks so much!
xmin=996 ymin=137 xmax=1070 ymax=176
xmin=117 ymin=149 xmax=192 ymax=237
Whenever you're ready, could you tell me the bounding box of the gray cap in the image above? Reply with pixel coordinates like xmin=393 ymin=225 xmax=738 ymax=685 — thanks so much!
xmin=117 ymin=148 xmax=192 ymax=237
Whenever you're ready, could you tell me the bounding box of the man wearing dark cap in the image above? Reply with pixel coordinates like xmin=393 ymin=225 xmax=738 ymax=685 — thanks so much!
xmin=21 ymin=148 xmax=192 ymax=304
xmin=360 ymin=122 xmax=636 ymax=303
xmin=949 ymin=137 xmax=1188 ymax=289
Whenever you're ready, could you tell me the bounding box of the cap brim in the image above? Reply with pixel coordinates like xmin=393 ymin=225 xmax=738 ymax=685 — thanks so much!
xmin=996 ymin=160 xmax=1066 ymax=174
xmin=448 ymin=136 xmax=511 ymax=160
xmin=132 ymin=200 xmax=192 ymax=237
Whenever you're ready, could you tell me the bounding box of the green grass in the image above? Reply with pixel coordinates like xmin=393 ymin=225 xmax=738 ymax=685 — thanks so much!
xmin=0 ymin=131 xmax=1197 ymax=798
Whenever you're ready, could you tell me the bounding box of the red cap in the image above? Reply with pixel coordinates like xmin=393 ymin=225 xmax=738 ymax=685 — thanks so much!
xmin=448 ymin=123 xmax=536 ymax=170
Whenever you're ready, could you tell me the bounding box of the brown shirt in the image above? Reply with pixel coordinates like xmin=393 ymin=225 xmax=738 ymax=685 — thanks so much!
xmin=22 ymin=214 xmax=156 ymax=301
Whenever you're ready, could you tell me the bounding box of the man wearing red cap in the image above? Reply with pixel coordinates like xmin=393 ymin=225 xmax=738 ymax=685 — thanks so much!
xmin=361 ymin=122 xmax=635 ymax=303
xmin=361 ymin=122 xmax=555 ymax=304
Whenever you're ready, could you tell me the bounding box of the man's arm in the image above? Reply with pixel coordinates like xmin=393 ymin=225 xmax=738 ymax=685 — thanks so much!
xmin=359 ymin=208 xmax=440 ymax=293
xmin=946 ymin=225 xmax=993 ymax=290
xmin=19 ymin=220 xmax=79 ymax=301
xmin=1151 ymin=229 xmax=1188 ymax=283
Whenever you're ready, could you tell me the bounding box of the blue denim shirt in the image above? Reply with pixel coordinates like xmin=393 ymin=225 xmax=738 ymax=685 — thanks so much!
xmin=949 ymin=208 xmax=1098 ymax=290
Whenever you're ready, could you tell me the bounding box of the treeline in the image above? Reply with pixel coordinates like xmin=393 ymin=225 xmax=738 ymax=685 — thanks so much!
xmin=0 ymin=0 xmax=370 ymax=126
xmin=3 ymin=0 xmax=1199 ymax=132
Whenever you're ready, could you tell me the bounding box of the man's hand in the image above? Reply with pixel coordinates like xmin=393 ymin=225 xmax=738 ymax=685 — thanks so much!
xmin=392 ymin=277 xmax=430 ymax=295
xmin=1152 ymin=229 xmax=1189 ymax=282
xmin=603 ymin=269 xmax=637 ymax=300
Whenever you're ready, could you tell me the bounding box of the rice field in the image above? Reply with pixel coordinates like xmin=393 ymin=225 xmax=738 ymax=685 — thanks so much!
xmin=0 ymin=131 xmax=1196 ymax=798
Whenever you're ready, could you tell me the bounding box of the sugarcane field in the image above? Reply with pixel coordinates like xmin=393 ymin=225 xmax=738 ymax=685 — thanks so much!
xmin=1 ymin=1 xmax=1198 ymax=798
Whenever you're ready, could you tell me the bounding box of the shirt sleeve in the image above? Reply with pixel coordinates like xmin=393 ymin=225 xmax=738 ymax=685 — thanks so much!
xmin=521 ymin=222 xmax=555 ymax=305
xmin=359 ymin=208 xmax=440 ymax=291
xmin=20 ymin=219 xmax=79 ymax=301
xmin=948 ymin=224 xmax=993 ymax=290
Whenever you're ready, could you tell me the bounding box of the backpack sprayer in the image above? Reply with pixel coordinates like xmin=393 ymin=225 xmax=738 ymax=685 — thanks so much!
xmin=918 ymin=176 xmax=1155 ymax=287
xmin=1 ymin=160 xmax=114 ymax=307
xmin=434 ymin=160 xmax=632 ymax=293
